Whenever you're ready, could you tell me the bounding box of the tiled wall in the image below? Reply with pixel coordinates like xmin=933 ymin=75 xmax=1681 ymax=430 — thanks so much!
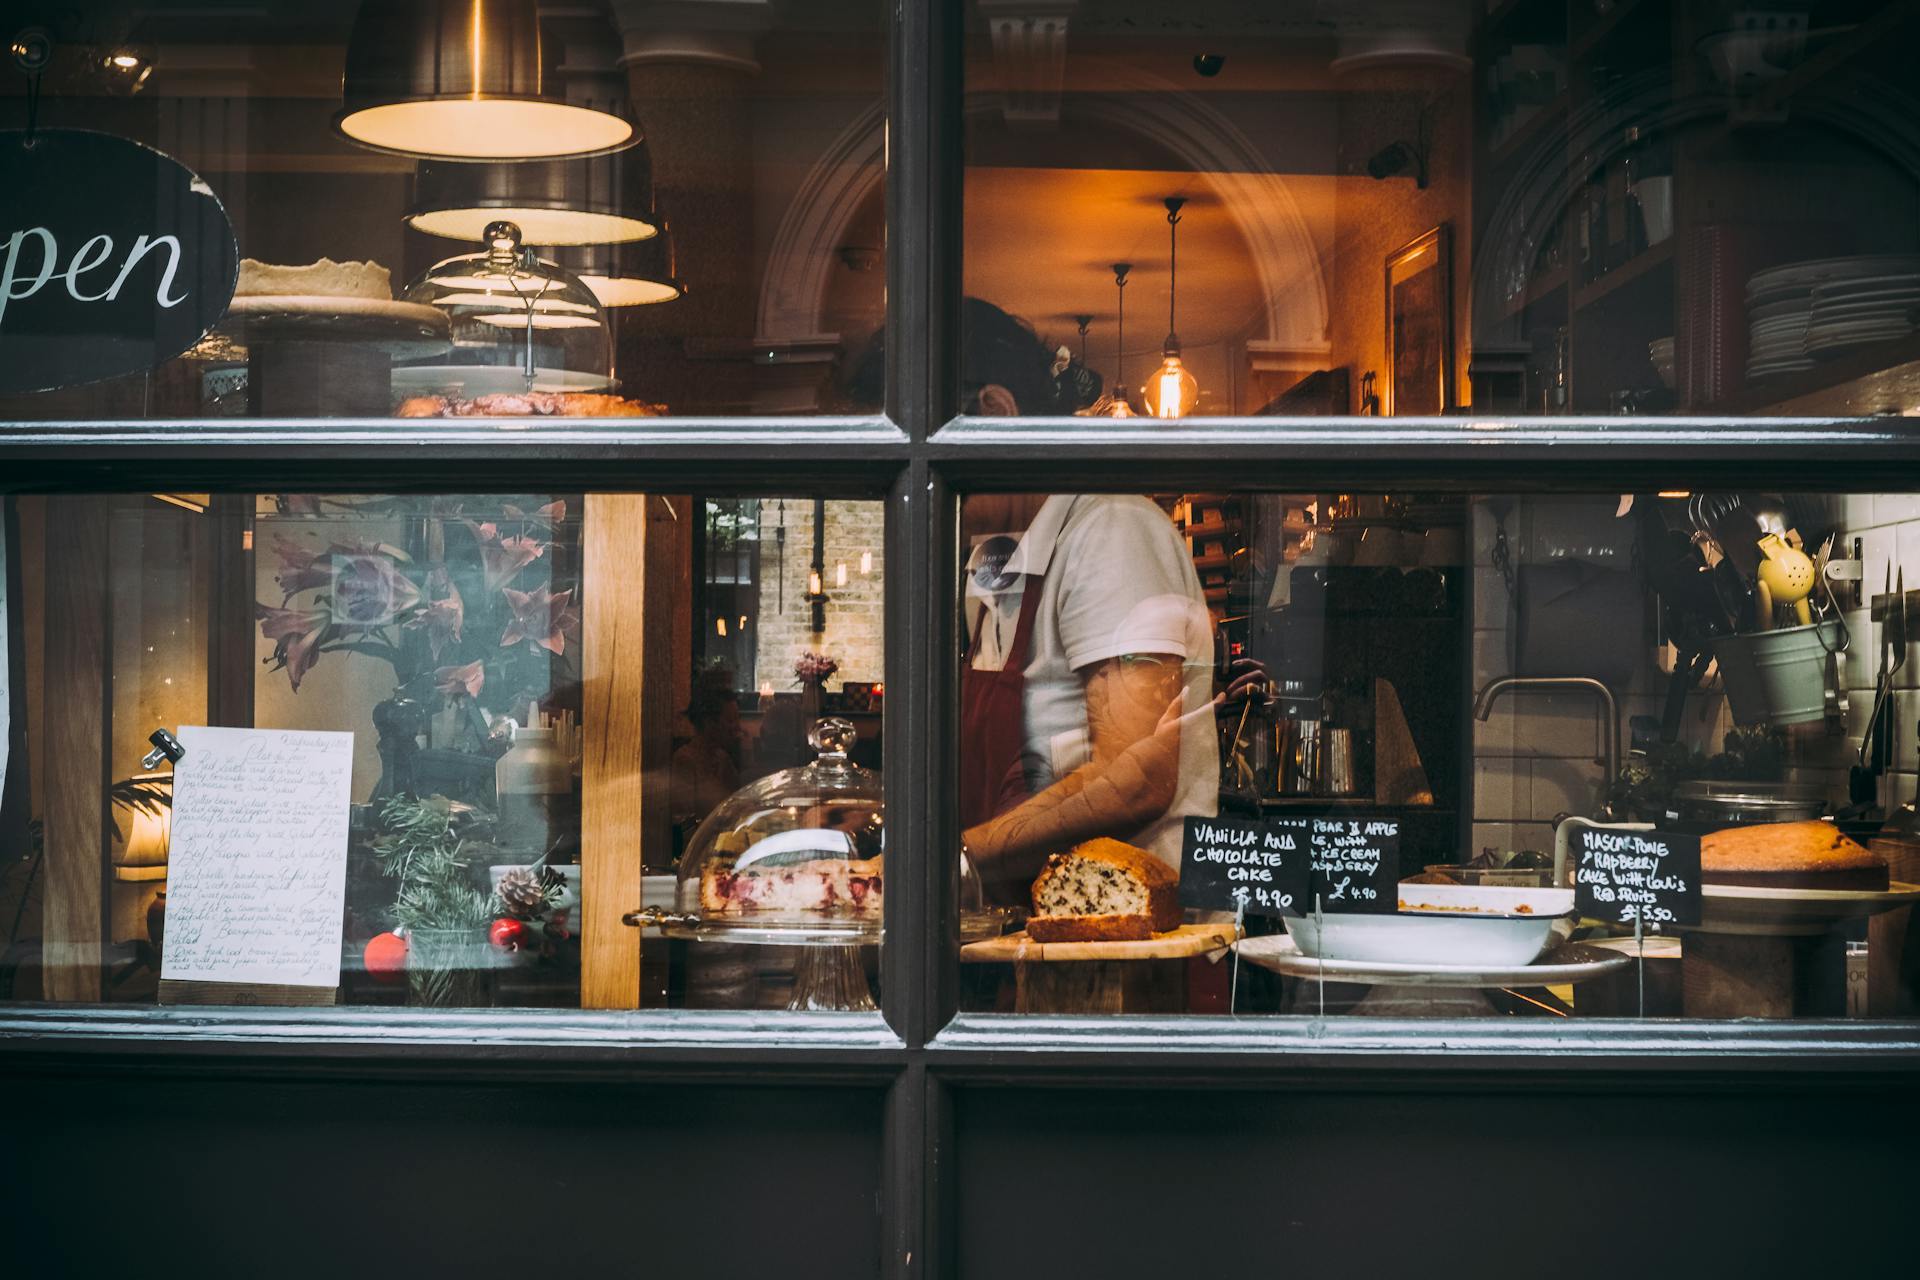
xmin=1470 ymin=493 xmax=1920 ymax=851
xmin=1785 ymin=495 xmax=1920 ymax=805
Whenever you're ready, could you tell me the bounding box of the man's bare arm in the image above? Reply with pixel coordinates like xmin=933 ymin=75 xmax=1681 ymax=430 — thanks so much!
xmin=963 ymin=654 xmax=1215 ymax=898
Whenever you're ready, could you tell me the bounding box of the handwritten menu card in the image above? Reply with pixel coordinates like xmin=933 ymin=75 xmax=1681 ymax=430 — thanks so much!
xmin=1309 ymin=817 xmax=1400 ymax=915
xmin=1180 ymin=815 xmax=1310 ymax=918
xmin=160 ymin=727 xmax=354 ymax=989
xmin=1573 ymin=826 xmax=1702 ymax=927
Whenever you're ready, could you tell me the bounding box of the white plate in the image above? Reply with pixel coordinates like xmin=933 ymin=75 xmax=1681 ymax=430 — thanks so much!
xmin=1748 ymin=256 xmax=1920 ymax=293
xmin=1281 ymin=910 xmax=1567 ymax=967
xmin=1234 ymin=935 xmax=1630 ymax=988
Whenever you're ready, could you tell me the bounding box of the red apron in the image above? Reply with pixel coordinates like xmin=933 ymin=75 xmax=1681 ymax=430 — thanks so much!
xmin=959 ymin=571 xmax=1045 ymax=830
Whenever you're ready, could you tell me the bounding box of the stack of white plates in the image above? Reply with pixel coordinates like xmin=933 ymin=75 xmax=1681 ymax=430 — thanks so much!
xmin=1648 ymin=335 xmax=1676 ymax=389
xmin=1805 ymin=271 xmax=1920 ymax=356
xmin=1746 ymin=255 xmax=1920 ymax=378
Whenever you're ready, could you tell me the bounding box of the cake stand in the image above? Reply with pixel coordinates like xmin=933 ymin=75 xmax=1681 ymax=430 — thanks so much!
xmin=202 ymin=296 xmax=452 ymax=415
xmin=623 ymin=909 xmax=882 ymax=1012
xmin=1673 ymin=880 xmax=1920 ymax=1018
xmin=625 ymin=908 xmax=1017 ymax=1012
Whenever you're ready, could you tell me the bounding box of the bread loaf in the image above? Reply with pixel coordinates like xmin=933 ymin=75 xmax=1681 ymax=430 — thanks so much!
xmin=1027 ymin=838 xmax=1180 ymax=941
xmin=1702 ymin=820 xmax=1889 ymax=891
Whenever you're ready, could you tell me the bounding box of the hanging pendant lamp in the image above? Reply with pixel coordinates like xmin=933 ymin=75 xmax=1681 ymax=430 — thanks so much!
xmin=336 ymin=0 xmax=635 ymax=161
xmin=1141 ymin=196 xmax=1198 ymax=419
xmin=408 ymin=136 xmax=658 ymax=245
xmin=1101 ymin=262 xmax=1137 ymax=418
xmin=552 ymin=212 xmax=685 ymax=307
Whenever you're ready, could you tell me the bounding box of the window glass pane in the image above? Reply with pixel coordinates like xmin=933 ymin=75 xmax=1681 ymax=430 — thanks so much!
xmin=962 ymin=1 xmax=1920 ymax=418
xmin=0 ymin=2 xmax=884 ymax=419
xmin=957 ymin=489 xmax=1919 ymax=1020
xmin=0 ymin=492 xmax=887 ymax=1012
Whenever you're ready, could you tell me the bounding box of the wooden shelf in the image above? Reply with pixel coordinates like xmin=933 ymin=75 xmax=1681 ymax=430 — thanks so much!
xmin=1488 ymin=92 xmax=1567 ymax=170
xmin=1703 ymin=330 xmax=1920 ymax=416
xmin=1190 ymin=552 xmax=1235 ymax=573
xmin=1573 ymin=238 xmax=1674 ymax=310
xmin=1570 ymin=0 xmax=1659 ymax=62
xmin=1741 ymin=9 xmax=1913 ymax=117
xmin=1505 ymin=261 xmax=1570 ymax=319
xmin=1479 ymin=0 xmax=1567 ymax=45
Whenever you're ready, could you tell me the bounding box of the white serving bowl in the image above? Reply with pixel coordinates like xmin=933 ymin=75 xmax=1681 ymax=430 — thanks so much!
xmin=1282 ymin=910 xmax=1565 ymax=967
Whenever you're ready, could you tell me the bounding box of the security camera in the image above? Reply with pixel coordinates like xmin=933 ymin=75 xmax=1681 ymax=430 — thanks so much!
xmin=1193 ymin=53 xmax=1225 ymax=77
xmin=10 ymin=27 xmax=53 ymax=73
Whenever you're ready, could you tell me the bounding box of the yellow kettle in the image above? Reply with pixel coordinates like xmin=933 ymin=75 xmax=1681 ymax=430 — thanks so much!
xmin=1755 ymin=533 xmax=1815 ymax=628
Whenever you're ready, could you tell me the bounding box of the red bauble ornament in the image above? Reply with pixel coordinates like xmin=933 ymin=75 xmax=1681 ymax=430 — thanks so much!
xmin=363 ymin=930 xmax=408 ymax=982
xmin=489 ymin=917 xmax=531 ymax=952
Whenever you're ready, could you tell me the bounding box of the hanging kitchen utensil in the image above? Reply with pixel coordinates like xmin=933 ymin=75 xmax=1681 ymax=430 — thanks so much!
xmin=1854 ymin=564 xmax=1896 ymax=804
xmin=1755 ymin=533 xmax=1817 ymax=629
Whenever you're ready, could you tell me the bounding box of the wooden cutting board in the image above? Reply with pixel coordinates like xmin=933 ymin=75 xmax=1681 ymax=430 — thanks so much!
xmin=961 ymin=921 xmax=1240 ymax=964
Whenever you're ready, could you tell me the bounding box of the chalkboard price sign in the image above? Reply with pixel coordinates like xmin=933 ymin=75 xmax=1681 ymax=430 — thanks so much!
xmin=1572 ymin=826 xmax=1702 ymax=926
xmin=1179 ymin=815 xmax=1310 ymax=918
xmin=1309 ymin=816 xmax=1401 ymax=915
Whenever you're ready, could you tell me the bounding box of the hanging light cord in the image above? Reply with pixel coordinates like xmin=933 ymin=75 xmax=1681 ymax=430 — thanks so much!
xmin=1112 ymin=262 xmax=1131 ymax=392
xmin=1163 ymin=196 xmax=1187 ymax=349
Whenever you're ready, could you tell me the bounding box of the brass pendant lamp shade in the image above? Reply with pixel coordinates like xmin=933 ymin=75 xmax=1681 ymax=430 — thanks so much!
xmin=335 ymin=0 xmax=636 ymax=160
xmin=553 ymin=214 xmax=686 ymax=307
xmin=408 ymin=136 xmax=659 ymax=246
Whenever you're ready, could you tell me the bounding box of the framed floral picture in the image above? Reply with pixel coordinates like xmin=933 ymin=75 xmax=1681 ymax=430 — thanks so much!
xmin=1384 ymin=225 xmax=1453 ymax=416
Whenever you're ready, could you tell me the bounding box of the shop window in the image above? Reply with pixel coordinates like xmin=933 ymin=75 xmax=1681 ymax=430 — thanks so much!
xmin=0 ymin=2 xmax=885 ymax=419
xmin=0 ymin=492 xmax=888 ymax=1013
xmin=961 ymin=0 xmax=1920 ymax=419
xmin=956 ymin=489 xmax=1920 ymax=1020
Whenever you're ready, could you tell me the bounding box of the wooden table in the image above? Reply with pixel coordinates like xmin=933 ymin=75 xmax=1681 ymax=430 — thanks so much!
xmin=961 ymin=923 xmax=1239 ymax=1014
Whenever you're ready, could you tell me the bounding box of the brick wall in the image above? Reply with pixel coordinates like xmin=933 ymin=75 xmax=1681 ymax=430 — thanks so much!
xmin=754 ymin=499 xmax=886 ymax=690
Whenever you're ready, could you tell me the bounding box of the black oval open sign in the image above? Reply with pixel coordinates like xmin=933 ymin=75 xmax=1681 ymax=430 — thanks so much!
xmin=0 ymin=129 xmax=238 ymax=395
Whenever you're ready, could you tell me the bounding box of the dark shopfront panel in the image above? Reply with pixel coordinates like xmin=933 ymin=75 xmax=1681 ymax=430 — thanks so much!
xmin=3 ymin=1068 xmax=886 ymax=1277
xmin=953 ymin=1080 xmax=1920 ymax=1276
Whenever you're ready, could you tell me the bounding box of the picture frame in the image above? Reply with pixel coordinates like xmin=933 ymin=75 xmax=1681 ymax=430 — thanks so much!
xmin=1384 ymin=224 xmax=1454 ymax=416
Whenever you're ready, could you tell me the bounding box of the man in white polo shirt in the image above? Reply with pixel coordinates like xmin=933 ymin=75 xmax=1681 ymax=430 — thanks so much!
xmin=960 ymin=492 xmax=1219 ymax=901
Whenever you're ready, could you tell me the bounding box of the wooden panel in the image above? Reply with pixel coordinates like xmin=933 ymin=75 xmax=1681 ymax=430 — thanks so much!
xmin=961 ymin=922 xmax=1239 ymax=963
xmin=580 ymin=494 xmax=649 ymax=1009
xmin=643 ymin=497 xmax=687 ymax=875
xmin=206 ymin=495 xmax=255 ymax=728
xmin=41 ymin=497 xmax=112 ymax=1002
xmin=158 ymin=979 xmax=337 ymax=1006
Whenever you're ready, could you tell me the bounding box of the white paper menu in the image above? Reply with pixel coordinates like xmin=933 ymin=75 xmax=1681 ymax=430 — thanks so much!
xmin=160 ymin=726 xmax=354 ymax=989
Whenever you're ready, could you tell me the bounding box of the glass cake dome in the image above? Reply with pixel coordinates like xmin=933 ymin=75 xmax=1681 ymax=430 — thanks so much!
xmin=674 ymin=717 xmax=888 ymax=944
xmin=668 ymin=716 xmax=993 ymax=947
xmin=397 ymin=219 xmax=614 ymax=395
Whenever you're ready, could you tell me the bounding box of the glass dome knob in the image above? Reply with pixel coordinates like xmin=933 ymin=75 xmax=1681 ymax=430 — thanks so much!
xmin=808 ymin=716 xmax=857 ymax=760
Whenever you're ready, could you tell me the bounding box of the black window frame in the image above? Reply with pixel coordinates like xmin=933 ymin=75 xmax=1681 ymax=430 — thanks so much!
xmin=7 ymin=4 xmax=1920 ymax=1276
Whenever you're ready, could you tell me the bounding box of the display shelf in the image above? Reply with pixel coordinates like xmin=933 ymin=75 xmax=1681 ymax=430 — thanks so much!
xmin=1739 ymin=7 xmax=1914 ymax=117
xmin=1705 ymin=331 xmax=1920 ymax=417
xmin=1505 ymin=261 xmax=1571 ymax=320
xmin=1573 ymin=237 xmax=1673 ymax=311
xmin=1570 ymin=0 xmax=1663 ymax=62
xmin=1488 ymin=92 xmax=1568 ymax=170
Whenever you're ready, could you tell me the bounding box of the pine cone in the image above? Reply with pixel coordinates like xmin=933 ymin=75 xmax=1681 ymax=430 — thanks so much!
xmin=496 ymin=866 xmax=549 ymax=918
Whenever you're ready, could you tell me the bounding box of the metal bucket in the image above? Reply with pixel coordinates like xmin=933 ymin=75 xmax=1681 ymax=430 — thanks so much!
xmin=1711 ymin=620 xmax=1844 ymax=726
